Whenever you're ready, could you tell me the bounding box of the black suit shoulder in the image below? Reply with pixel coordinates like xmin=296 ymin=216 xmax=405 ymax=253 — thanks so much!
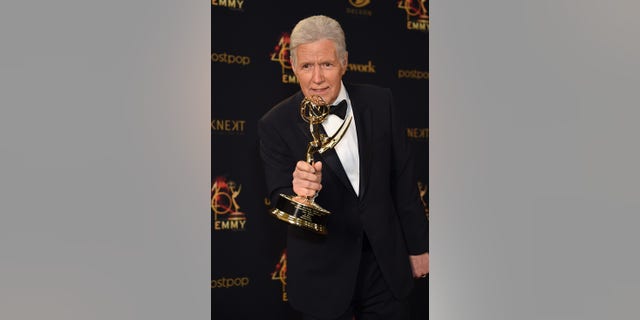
xmin=345 ymin=82 xmax=391 ymax=97
xmin=345 ymin=83 xmax=396 ymax=112
xmin=259 ymin=91 xmax=303 ymax=126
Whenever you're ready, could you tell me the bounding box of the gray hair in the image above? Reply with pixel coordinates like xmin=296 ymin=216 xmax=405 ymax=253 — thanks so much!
xmin=290 ymin=15 xmax=347 ymax=67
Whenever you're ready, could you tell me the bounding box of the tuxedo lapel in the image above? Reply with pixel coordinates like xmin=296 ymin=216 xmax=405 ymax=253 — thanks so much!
xmin=318 ymin=147 xmax=356 ymax=196
xmin=315 ymin=86 xmax=374 ymax=200
xmin=351 ymin=95 xmax=372 ymax=200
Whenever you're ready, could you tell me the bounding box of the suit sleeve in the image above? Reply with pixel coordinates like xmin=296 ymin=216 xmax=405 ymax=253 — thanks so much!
xmin=258 ymin=115 xmax=296 ymax=207
xmin=386 ymin=89 xmax=429 ymax=254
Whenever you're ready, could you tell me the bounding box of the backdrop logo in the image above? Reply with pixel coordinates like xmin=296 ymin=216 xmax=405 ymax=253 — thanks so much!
xmin=211 ymin=176 xmax=247 ymax=231
xmin=346 ymin=0 xmax=372 ymax=16
xmin=271 ymin=249 xmax=288 ymax=301
xmin=270 ymin=33 xmax=298 ymax=84
xmin=211 ymin=119 xmax=246 ymax=135
xmin=398 ymin=69 xmax=428 ymax=80
xmin=349 ymin=0 xmax=370 ymax=7
xmin=211 ymin=0 xmax=245 ymax=10
xmin=418 ymin=181 xmax=429 ymax=219
xmin=211 ymin=276 xmax=250 ymax=288
xmin=347 ymin=60 xmax=376 ymax=73
xmin=211 ymin=52 xmax=251 ymax=66
xmin=407 ymin=127 xmax=428 ymax=140
xmin=397 ymin=0 xmax=429 ymax=31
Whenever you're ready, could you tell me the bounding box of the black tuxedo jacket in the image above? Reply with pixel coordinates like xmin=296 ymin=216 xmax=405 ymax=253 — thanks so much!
xmin=258 ymin=83 xmax=428 ymax=318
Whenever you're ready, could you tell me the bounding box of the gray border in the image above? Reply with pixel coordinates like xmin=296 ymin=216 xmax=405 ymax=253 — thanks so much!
xmin=0 ymin=1 xmax=210 ymax=319
xmin=431 ymin=1 xmax=640 ymax=319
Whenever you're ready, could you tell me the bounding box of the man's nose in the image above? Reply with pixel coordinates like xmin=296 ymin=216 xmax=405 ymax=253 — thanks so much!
xmin=312 ymin=66 xmax=324 ymax=83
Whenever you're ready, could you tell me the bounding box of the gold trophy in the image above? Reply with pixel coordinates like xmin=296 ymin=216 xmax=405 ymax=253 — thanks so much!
xmin=270 ymin=95 xmax=353 ymax=235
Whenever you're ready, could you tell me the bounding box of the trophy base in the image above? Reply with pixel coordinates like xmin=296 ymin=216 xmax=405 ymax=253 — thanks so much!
xmin=270 ymin=194 xmax=330 ymax=235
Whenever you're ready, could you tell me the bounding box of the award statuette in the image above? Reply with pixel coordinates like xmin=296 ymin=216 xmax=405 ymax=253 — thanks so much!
xmin=270 ymin=95 xmax=353 ymax=235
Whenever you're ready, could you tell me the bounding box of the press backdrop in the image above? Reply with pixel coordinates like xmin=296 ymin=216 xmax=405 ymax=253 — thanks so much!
xmin=212 ymin=1 xmax=428 ymax=318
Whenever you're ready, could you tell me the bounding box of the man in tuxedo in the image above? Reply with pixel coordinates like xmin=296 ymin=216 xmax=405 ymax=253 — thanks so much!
xmin=258 ymin=15 xmax=428 ymax=320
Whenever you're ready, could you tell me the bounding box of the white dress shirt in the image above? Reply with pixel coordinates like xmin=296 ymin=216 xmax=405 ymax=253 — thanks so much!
xmin=322 ymin=82 xmax=360 ymax=195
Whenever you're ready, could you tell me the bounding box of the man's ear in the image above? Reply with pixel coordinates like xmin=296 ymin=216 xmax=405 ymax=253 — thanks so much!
xmin=289 ymin=56 xmax=296 ymax=72
xmin=341 ymin=52 xmax=349 ymax=75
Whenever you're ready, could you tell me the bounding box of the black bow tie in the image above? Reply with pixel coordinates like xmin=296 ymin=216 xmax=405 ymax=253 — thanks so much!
xmin=329 ymin=100 xmax=348 ymax=119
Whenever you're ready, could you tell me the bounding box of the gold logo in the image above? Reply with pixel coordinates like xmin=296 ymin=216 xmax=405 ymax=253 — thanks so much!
xmin=271 ymin=249 xmax=288 ymax=301
xmin=211 ymin=176 xmax=247 ymax=231
xmin=406 ymin=127 xmax=428 ymax=140
xmin=346 ymin=0 xmax=372 ymax=16
xmin=211 ymin=276 xmax=250 ymax=288
xmin=398 ymin=69 xmax=428 ymax=80
xmin=211 ymin=0 xmax=245 ymax=10
xmin=270 ymin=33 xmax=298 ymax=84
xmin=418 ymin=181 xmax=429 ymax=219
xmin=347 ymin=60 xmax=377 ymax=73
xmin=211 ymin=52 xmax=251 ymax=66
xmin=397 ymin=0 xmax=429 ymax=31
xmin=349 ymin=0 xmax=370 ymax=8
xmin=211 ymin=119 xmax=246 ymax=134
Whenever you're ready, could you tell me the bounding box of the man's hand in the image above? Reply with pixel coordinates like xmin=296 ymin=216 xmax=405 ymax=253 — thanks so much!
xmin=292 ymin=161 xmax=323 ymax=197
xmin=409 ymin=252 xmax=429 ymax=278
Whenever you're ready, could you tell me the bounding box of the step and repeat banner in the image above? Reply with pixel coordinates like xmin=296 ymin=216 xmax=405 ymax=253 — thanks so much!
xmin=212 ymin=1 xmax=428 ymax=318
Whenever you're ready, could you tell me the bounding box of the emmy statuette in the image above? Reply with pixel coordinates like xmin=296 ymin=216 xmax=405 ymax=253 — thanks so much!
xmin=270 ymin=95 xmax=352 ymax=235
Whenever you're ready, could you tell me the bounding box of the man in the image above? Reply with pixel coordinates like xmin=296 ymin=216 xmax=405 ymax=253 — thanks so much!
xmin=258 ymin=15 xmax=428 ymax=320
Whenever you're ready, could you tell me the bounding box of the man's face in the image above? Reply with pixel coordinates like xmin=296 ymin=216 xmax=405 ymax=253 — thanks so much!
xmin=291 ymin=39 xmax=347 ymax=106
